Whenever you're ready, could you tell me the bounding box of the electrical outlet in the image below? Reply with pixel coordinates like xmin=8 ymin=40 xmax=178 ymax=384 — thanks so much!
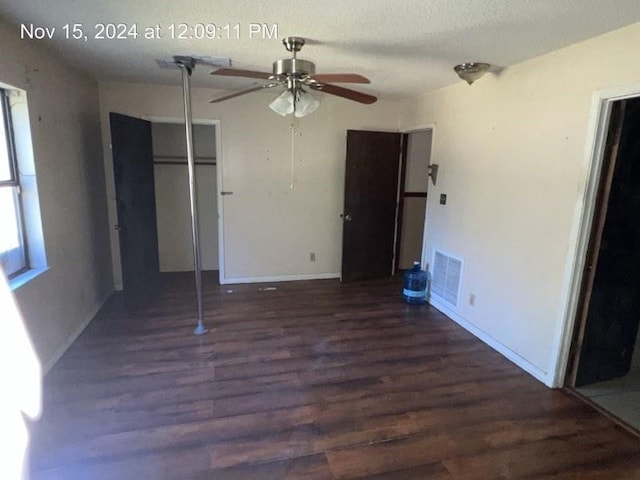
xmin=310 ymin=252 xmax=316 ymax=262
xmin=469 ymin=293 xmax=476 ymax=306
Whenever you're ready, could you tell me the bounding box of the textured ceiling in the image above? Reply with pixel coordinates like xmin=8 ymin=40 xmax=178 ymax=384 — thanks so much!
xmin=1 ymin=0 xmax=640 ymax=100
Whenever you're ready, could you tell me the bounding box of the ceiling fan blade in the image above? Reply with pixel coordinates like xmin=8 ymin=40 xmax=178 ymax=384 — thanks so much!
xmin=209 ymin=84 xmax=277 ymax=103
xmin=211 ymin=68 xmax=271 ymax=80
xmin=310 ymin=84 xmax=377 ymax=104
xmin=309 ymin=73 xmax=370 ymax=84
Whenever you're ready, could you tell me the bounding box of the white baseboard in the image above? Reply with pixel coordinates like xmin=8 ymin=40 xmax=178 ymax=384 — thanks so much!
xmin=429 ymin=297 xmax=551 ymax=386
xmin=221 ymin=272 xmax=341 ymax=285
xmin=42 ymin=293 xmax=111 ymax=374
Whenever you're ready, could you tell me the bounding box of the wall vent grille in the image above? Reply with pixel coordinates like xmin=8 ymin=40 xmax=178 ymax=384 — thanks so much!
xmin=431 ymin=249 xmax=463 ymax=308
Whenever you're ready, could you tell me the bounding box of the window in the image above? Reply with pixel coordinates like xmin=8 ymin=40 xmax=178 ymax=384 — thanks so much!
xmin=0 ymin=84 xmax=45 ymax=285
xmin=0 ymin=88 xmax=27 ymax=278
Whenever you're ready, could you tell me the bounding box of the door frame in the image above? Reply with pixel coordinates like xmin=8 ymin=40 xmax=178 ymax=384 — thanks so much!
xmin=550 ymin=84 xmax=640 ymax=387
xmin=399 ymin=124 xmax=436 ymax=271
xmin=564 ymin=100 xmax=627 ymax=387
xmin=144 ymin=116 xmax=226 ymax=284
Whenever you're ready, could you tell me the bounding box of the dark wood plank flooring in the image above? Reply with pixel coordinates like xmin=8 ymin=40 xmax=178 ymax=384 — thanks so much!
xmin=30 ymin=274 xmax=640 ymax=479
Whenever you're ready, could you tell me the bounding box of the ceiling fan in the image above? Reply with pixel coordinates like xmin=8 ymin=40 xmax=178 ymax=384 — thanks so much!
xmin=209 ymin=36 xmax=377 ymax=116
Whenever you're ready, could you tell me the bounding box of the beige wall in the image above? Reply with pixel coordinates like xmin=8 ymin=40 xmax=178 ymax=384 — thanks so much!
xmin=401 ymin=22 xmax=640 ymax=384
xmin=99 ymin=82 xmax=400 ymax=286
xmin=0 ymin=22 xmax=112 ymax=370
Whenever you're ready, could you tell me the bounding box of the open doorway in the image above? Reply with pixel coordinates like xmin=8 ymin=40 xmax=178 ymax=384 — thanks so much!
xmin=396 ymin=129 xmax=433 ymax=270
xmin=566 ymin=97 xmax=640 ymax=431
xmin=339 ymin=128 xmax=433 ymax=282
xmin=151 ymin=122 xmax=219 ymax=275
xmin=110 ymin=113 xmax=223 ymax=306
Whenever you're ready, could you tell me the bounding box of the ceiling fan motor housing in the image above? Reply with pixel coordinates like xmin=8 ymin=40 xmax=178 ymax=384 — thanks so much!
xmin=272 ymin=58 xmax=316 ymax=78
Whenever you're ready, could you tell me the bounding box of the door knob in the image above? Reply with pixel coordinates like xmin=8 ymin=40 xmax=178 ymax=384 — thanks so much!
xmin=341 ymin=214 xmax=352 ymax=222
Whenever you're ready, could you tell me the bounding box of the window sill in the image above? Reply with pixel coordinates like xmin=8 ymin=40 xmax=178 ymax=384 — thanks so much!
xmin=9 ymin=266 xmax=49 ymax=291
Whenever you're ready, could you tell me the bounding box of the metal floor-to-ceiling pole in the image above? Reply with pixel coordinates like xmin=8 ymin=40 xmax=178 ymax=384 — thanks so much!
xmin=175 ymin=56 xmax=207 ymax=335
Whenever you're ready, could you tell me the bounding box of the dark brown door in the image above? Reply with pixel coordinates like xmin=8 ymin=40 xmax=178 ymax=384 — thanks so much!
xmin=341 ymin=130 xmax=401 ymax=282
xmin=110 ymin=112 xmax=160 ymax=307
xmin=572 ymin=98 xmax=640 ymax=386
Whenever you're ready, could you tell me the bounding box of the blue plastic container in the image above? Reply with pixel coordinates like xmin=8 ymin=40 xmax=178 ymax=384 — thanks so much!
xmin=403 ymin=261 xmax=429 ymax=305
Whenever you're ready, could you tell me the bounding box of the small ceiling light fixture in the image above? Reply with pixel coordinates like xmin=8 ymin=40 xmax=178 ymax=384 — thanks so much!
xmin=454 ymin=62 xmax=491 ymax=85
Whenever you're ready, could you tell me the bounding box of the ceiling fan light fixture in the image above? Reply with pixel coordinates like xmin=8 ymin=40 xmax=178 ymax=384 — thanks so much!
xmin=269 ymin=90 xmax=295 ymax=116
xmin=454 ymin=62 xmax=490 ymax=85
xmin=294 ymin=89 xmax=320 ymax=118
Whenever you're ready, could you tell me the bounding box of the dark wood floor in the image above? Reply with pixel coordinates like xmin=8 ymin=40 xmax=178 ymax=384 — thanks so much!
xmin=30 ymin=274 xmax=640 ymax=479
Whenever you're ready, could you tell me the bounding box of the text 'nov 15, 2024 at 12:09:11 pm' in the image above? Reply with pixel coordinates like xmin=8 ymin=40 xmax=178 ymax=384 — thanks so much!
xmin=19 ymin=22 xmax=279 ymax=42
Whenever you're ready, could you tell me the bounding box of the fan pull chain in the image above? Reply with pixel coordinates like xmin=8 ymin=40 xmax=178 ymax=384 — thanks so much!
xmin=290 ymin=120 xmax=296 ymax=190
